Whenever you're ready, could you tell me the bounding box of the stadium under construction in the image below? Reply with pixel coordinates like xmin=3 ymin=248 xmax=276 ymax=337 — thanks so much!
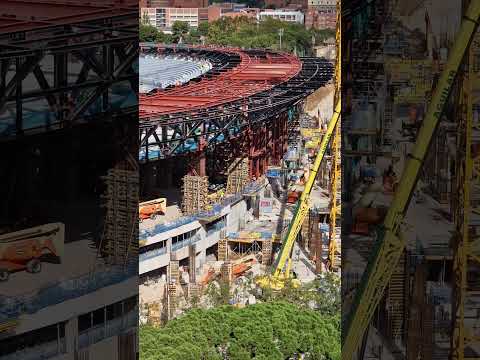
xmin=0 ymin=2 xmax=138 ymax=359
xmin=138 ymin=44 xmax=340 ymax=322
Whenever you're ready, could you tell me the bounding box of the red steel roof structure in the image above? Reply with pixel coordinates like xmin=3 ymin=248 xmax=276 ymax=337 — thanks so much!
xmin=139 ymin=45 xmax=333 ymax=161
xmin=0 ymin=0 xmax=138 ymax=137
xmin=140 ymin=45 xmax=302 ymax=118
xmin=0 ymin=0 xmax=136 ymax=33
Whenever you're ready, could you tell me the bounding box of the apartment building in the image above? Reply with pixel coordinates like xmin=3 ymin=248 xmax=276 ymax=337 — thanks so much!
xmin=141 ymin=7 xmax=200 ymax=29
xmin=257 ymin=9 xmax=305 ymax=24
xmin=264 ymin=0 xmax=308 ymax=10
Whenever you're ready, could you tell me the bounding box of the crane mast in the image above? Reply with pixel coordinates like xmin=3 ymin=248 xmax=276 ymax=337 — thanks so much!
xmin=257 ymin=101 xmax=341 ymax=290
xmin=342 ymin=1 xmax=480 ymax=358
xmin=329 ymin=0 xmax=341 ymax=271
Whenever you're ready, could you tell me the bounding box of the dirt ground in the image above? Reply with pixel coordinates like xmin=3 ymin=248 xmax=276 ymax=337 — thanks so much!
xmin=304 ymin=83 xmax=335 ymax=124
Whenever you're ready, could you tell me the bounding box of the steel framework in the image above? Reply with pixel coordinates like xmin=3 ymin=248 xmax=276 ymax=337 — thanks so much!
xmin=451 ymin=7 xmax=480 ymax=359
xmin=139 ymin=45 xmax=333 ymax=162
xmin=0 ymin=0 xmax=138 ymax=137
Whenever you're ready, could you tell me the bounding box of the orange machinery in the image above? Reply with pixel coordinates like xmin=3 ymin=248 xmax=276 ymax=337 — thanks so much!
xmin=139 ymin=198 xmax=166 ymax=221
xmin=0 ymin=223 xmax=64 ymax=281
xmin=200 ymin=255 xmax=257 ymax=286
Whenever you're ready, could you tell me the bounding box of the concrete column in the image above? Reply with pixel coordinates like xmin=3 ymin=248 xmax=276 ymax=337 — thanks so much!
xmin=196 ymin=249 xmax=206 ymax=270
xmin=65 ymin=316 xmax=79 ymax=356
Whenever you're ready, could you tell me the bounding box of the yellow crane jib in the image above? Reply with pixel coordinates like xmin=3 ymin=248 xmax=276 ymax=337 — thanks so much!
xmin=256 ymin=101 xmax=341 ymax=291
xmin=342 ymin=2 xmax=480 ymax=359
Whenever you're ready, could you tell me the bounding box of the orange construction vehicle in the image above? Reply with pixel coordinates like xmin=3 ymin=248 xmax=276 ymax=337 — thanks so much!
xmin=0 ymin=223 xmax=64 ymax=281
xmin=139 ymin=198 xmax=166 ymax=221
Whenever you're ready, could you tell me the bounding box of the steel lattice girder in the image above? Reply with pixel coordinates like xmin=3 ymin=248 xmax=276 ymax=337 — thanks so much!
xmin=0 ymin=1 xmax=138 ymax=138
xmin=139 ymin=45 xmax=303 ymax=118
xmin=139 ymin=55 xmax=333 ymax=162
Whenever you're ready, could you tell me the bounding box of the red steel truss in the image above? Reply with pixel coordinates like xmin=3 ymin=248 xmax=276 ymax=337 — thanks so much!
xmin=0 ymin=0 xmax=136 ymax=33
xmin=139 ymin=45 xmax=302 ymax=119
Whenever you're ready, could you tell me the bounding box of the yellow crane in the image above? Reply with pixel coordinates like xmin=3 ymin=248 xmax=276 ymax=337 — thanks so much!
xmin=342 ymin=2 xmax=480 ymax=358
xmin=257 ymin=100 xmax=341 ymax=290
xmin=328 ymin=0 xmax=341 ymax=271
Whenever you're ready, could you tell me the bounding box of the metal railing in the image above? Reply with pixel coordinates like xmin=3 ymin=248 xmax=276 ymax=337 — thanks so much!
xmin=0 ymin=262 xmax=137 ymax=322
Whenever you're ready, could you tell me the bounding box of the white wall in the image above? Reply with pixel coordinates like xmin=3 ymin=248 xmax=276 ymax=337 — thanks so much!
xmin=139 ymin=199 xmax=249 ymax=276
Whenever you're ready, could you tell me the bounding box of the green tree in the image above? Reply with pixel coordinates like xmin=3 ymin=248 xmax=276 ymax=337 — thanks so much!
xmin=140 ymin=24 xmax=159 ymax=42
xmin=172 ymin=21 xmax=190 ymax=43
xmin=140 ymin=302 xmax=340 ymax=360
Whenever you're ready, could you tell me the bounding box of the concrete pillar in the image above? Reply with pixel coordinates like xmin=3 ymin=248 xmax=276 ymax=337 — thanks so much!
xmin=65 ymin=316 xmax=79 ymax=356
xmin=188 ymin=244 xmax=196 ymax=283
xmin=196 ymin=249 xmax=206 ymax=270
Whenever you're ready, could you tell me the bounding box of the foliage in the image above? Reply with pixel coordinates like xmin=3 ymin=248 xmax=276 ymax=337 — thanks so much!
xmin=140 ymin=24 xmax=172 ymax=43
xmin=204 ymin=17 xmax=313 ymax=55
xmin=257 ymin=272 xmax=341 ymax=316
xmin=141 ymin=16 xmax=335 ymax=54
xmin=172 ymin=21 xmax=190 ymax=43
xmin=205 ymin=280 xmax=231 ymax=307
xmin=140 ymin=301 xmax=340 ymax=360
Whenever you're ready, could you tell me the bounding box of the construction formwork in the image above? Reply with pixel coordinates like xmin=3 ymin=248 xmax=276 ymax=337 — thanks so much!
xmin=168 ymin=260 xmax=180 ymax=284
xmin=182 ymin=175 xmax=209 ymax=215
xmin=101 ymin=168 xmax=139 ymax=265
xmin=226 ymin=158 xmax=250 ymax=194
xmin=166 ymin=282 xmax=177 ymax=321
xmin=220 ymin=261 xmax=233 ymax=285
xmin=188 ymin=244 xmax=197 ymax=283
xmin=147 ymin=302 xmax=161 ymax=327
xmin=261 ymin=239 xmax=272 ymax=266
xmin=218 ymin=239 xmax=228 ymax=262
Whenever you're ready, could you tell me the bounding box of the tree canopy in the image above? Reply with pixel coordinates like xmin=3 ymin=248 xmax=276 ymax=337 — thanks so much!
xmin=140 ymin=301 xmax=340 ymax=360
xmin=140 ymin=17 xmax=335 ymax=55
xmin=140 ymin=24 xmax=172 ymax=43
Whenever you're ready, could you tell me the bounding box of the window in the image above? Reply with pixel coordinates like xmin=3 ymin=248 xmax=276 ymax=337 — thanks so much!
xmin=172 ymin=229 xmax=198 ymax=245
xmin=107 ymin=301 xmax=123 ymax=321
xmin=0 ymin=323 xmax=64 ymax=356
xmin=139 ymin=239 xmax=167 ymax=254
xmin=205 ymin=215 xmax=226 ymax=233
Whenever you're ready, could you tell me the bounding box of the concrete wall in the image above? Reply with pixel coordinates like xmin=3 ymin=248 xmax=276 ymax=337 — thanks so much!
xmin=140 ymin=198 xmax=249 ymax=276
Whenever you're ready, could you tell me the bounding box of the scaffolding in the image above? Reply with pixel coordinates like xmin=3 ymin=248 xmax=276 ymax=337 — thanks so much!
xmin=182 ymin=175 xmax=209 ymax=215
xmin=218 ymin=239 xmax=228 ymax=262
xmin=220 ymin=261 xmax=233 ymax=285
xmin=226 ymin=158 xmax=250 ymax=194
xmin=168 ymin=260 xmax=180 ymax=284
xmin=100 ymin=168 xmax=139 ymax=266
xmin=451 ymin=15 xmax=480 ymax=360
xmin=188 ymin=244 xmax=197 ymax=283
xmin=262 ymin=238 xmax=272 ymax=266
xmin=166 ymin=283 xmax=177 ymax=321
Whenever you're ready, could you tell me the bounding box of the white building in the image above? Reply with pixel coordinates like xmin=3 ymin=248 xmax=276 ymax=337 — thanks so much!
xmin=308 ymin=0 xmax=335 ymax=6
xmin=257 ymin=9 xmax=305 ymax=24
xmin=141 ymin=7 xmax=199 ymax=30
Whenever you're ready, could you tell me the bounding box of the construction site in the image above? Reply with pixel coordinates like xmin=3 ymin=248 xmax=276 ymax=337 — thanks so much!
xmin=138 ymin=31 xmax=342 ymax=325
xmin=342 ymin=1 xmax=480 ymax=360
xmin=0 ymin=2 xmax=138 ymax=359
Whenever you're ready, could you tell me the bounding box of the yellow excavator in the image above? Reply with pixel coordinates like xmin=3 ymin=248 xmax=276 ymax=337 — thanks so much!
xmin=256 ymin=100 xmax=341 ymax=290
xmin=343 ymin=2 xmax=480 ymax=359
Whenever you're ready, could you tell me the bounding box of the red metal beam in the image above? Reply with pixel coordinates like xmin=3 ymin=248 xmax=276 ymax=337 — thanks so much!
xmin=140 ymin=46 xmax=302 ymax=119
xmin=0 ymin=0 xmax=136 ymax=33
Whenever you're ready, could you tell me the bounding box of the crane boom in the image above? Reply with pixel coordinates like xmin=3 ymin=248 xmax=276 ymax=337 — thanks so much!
xmin=342 ymin=2 xmax=480 ymax=358
xmin=271 ymin=100 xmax=341 ymax=280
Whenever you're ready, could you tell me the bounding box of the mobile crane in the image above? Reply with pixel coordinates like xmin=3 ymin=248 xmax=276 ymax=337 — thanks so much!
xmin=342 ymin=2 xmax=480 ymax=358
xmin=256 ymin=100 xmax=341 ymax=290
